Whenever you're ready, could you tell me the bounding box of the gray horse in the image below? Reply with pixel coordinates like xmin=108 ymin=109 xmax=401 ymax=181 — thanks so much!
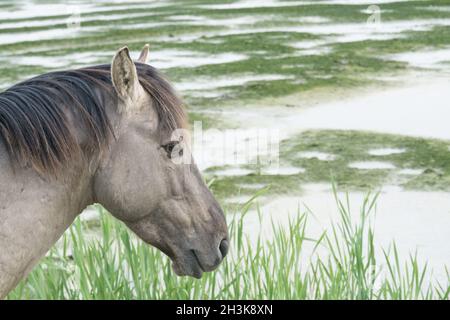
xmin=0 ymin=45 xmax=229 ymax=299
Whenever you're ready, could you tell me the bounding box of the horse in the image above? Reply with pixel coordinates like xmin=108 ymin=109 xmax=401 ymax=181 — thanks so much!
xmin=0 ymin=45 xmax=229 ymax=299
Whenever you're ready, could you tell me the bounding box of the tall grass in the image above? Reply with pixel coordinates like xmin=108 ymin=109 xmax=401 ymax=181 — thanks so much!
xmin=8 ymin=190 xmax=449 ymax=300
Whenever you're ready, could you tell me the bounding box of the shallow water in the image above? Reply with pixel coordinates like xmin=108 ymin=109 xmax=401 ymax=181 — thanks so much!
xmin=0 ymin=0 xmax=169 ymax=21
xmin=349 ymin=161 xmax=396 ymax=170
xmin=137 ymin=50 xmax=248 ymax=70
xmin=232 ymin=79 xmax=450 ymax=140
xmin=212 ymin=167 xmax=253 ymax=177
xmin=368 ymin=148 xmax=406 ymax=156
xmin=398 ymin=168 xmax=423 ymax=175
xmin=261 ymin=166 xmax=305 ymax=175
xmin=11 ymin=52 xmax=110 ymax=69
xmin=0 ymin=12 xmax=160 ymax=30
xmin=386 ymin=48 xmax=450 ymax=69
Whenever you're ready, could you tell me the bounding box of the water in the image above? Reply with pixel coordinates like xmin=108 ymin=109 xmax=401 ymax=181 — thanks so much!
xmin=398 ymin=168 xmax=424 ymax=175
xmin=212 ymin=167 xmax=253 ymax=177
xmin=261 ymin=166 xmax=305 ymax=175
xmin=368 ymin=148 xmax=406 ymax=156
xmin=387 ymin=48 xmax=450 ymax=69
xmin=349 ymin=161 xmax=396 ymax=170
xmin=231 ymin=79 xmax=450 ymax=140
xmin=137 ymin=50 xmax=248 ymax=70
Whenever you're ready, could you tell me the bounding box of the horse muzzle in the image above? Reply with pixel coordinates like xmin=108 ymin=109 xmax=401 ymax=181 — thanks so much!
xmin=172 ymin=237 xmax=229 ymax=278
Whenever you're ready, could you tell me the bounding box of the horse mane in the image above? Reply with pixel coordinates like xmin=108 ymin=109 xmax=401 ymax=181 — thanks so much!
xmin=0 ymin=63 xmax=187 ymax=176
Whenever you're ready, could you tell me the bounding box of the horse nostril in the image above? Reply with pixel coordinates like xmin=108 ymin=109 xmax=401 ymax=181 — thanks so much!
xmin=219 ymin=239 xmax=229 ymax=258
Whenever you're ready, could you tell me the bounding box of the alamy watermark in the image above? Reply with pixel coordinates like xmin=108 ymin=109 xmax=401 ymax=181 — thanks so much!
xmin=366 ymin=5 xmax=381 ymax=27
xmin=170 ymin=121 xmax=281 ymax=172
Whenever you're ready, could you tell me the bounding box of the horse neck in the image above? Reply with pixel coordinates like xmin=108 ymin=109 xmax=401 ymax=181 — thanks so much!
xmin=0 ymin=140 xmax=95 ymax=298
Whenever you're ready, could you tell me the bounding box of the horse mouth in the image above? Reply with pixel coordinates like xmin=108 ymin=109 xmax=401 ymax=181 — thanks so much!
xmin=146 ymin=236 xmax=205 ymax=279
xmin=190 ymin=249 xmax=206 ymax=273
xmin=172 ymin=250 xmax=205 ymax=279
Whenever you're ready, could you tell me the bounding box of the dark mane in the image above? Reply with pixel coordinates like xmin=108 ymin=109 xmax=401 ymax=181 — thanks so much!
xmin=0 ymin=63 xmax=186 ymax=175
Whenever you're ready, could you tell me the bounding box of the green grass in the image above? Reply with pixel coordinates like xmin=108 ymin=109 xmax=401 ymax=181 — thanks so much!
xmin=8 ymin=189 xmax=449 ymax=300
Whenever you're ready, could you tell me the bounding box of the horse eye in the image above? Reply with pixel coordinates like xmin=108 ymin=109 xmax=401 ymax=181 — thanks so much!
xmin=162 ymin=141 xmax=180 ymax=158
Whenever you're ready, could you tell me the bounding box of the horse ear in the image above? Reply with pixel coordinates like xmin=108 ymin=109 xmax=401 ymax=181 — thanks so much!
xmin=111 ymin=46 xmax=141 ymax=102
xmin=137 ymin=44 xmax=149 ymax=64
